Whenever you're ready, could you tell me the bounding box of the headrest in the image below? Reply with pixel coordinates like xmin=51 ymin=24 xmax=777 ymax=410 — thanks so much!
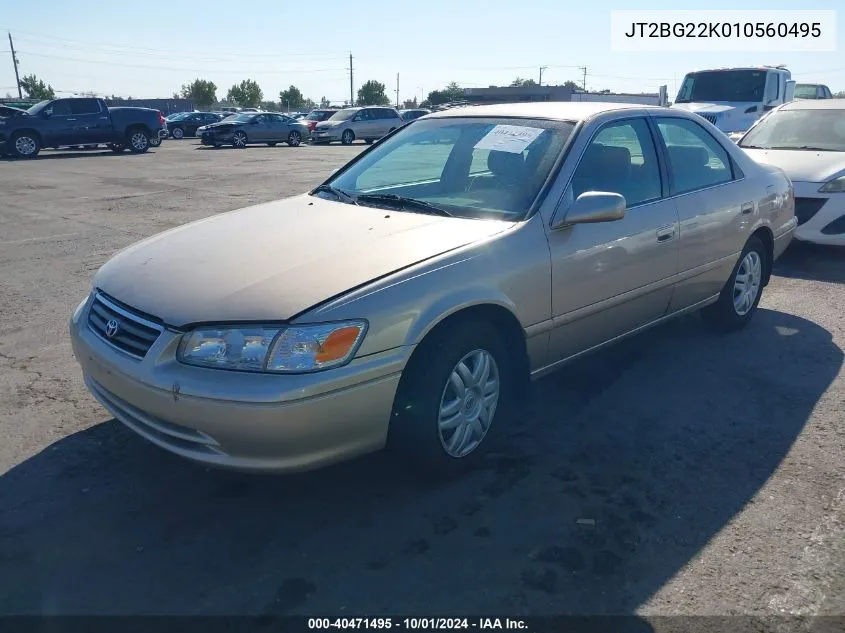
xmin=579 ymin=143 xmax=631 ymax=179
xmin=667 ymin=145 xmax=709 ymax=168
xmin=487 ymin=150 xmax=526 ymax=179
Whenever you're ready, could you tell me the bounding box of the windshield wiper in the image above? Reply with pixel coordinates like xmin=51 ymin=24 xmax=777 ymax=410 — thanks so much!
xmin=312 ymin=184 xmax=358 ymax=205
xmin=354 ymin=193 xmax=453 ymax=217
xmin=768 ymin=146 xmax=840 ymax=152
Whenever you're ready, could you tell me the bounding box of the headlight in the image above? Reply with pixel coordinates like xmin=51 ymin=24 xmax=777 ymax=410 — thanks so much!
xmin=177 ymin=320 xmax=367 ymax=373
xmin=819 ymin=177 xmax=845 ymax=193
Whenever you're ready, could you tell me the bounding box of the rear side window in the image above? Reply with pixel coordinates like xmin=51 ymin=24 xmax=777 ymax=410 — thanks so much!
xmin=655 ymin=117 xmax=734 ymax=195
xmin=70 ymin=99 xmax=100 ymax=114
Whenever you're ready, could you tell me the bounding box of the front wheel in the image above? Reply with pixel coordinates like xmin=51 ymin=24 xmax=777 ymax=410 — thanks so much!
xmin=171 ymin=127 xmax=184 ymax=139
xmin=701 ymin=235 xmax=767 ymax=332
xmin=11 ymin=132 xmax=40 ymax=158
xmin=387 ymin=321 xmax=514 ymax=477
xmin=232 ymin=131 xmax=248 ymax=148
xmin=341 ymin=129 xmax=355 ymax=145
xmin=287 ymin=131 xmax=302 ymax=147
xmin=127 ymin=129 xmax=150 ymax=153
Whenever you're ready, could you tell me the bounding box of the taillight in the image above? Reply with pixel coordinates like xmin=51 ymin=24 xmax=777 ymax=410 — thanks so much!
xmin=159 ymin=112 xmax=165 ymax=125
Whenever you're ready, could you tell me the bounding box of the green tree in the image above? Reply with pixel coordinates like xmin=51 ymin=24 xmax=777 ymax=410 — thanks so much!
xmin=260 ymin=100 xmax=280 ymax=112
xmin=356 ymin=80 xmax=390 ymax=106
xmin=510 ymin=77 xmax=537 ymax=87
xmin=444 ymin=81 xmax=464 ymax=101
xmin=226 ymin=79 xmax=263 ymax=107
xmin=279 ymin=85 xmax=306 ymax=110
xmin=425 ymin=89 xmax=449 ymax=106
xmin=562 ymin=80 xmax=581 ymax=90
xmin=320 ymin=96 xmax=330 ymax=107
xmin=303 ymin=98 xmax=316 ymax=110
xmin=180 ymin=79 xmax=217 ymax=108
xmin=19 ymin=74 xmax=56 ymax=100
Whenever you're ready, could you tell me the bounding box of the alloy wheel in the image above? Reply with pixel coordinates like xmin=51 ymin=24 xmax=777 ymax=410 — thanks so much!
xmin=733 ymin=250 xmax=762 ymax=316
xmin=15 ymin=136 xmax=37 ymax=156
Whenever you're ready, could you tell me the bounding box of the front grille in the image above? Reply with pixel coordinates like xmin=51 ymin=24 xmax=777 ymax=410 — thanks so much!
xmin=794 ymin=197 xmax=827 ymax=226
xmin=821 ymin=215 xmax=845 ymax=235
xmin=700 ymin=114 xmax=718 ymax=125
xmin=87 ymin=292 xmax=163 ymax=359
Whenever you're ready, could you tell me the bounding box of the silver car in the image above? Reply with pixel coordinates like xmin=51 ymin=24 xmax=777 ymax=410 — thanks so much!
xmin=312 ymin=106 xmax=404 ymax=145
xmin=69 ymin=102 xmax=796 ymax=476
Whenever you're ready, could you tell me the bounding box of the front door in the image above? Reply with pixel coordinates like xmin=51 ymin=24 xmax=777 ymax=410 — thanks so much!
xmin=545 ymin=116 xmax=680 ymax=362
xmin=41 ymin=99 xmax=76 ymax=146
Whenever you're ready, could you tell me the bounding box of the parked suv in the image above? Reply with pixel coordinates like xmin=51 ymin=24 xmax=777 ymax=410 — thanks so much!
xmin=312 ymin=106 xmax=403 ymax=145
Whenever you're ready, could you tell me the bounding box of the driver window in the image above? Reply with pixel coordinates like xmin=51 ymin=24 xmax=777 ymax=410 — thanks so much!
xmin=50 ymin=100 xmax=72 ymax=116
xmin=764 ymin=74 xmax=779 ymax=103
xmin=570 ymin=118 xmax=662 ymax=207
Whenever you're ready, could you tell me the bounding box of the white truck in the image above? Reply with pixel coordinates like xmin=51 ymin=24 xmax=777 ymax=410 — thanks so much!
xmin=671 ymin=66 xmax=796 ymax=134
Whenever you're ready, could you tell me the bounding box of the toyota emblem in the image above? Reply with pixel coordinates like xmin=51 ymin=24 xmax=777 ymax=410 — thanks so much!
xmin=105 ymin=318 xmax=120 ymax=338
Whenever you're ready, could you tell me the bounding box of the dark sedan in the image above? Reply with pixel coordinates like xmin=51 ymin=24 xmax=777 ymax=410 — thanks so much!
xmin=400 ymin=108 xmax=431 ymax=122
xmin=167 ymin=112 xmax=224 ymax=139
xmin=200 ymin=112 xmax=310 ymax=148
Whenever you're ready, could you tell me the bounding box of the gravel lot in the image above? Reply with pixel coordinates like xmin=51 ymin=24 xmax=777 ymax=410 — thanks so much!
xmin=1 ymin=141 xmax=844 ymax=618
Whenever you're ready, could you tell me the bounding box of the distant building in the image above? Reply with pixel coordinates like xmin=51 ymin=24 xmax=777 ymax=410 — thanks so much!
xmin=462 ymin=85 xmax=574 ymax=105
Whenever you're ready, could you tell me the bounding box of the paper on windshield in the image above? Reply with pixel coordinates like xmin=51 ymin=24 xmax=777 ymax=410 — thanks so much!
xmin=473 ymin=124 xmax=544 ymax=154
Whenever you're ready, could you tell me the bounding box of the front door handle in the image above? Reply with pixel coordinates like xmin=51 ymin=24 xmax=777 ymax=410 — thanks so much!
xmin=656 ymin=224 xmax=676 ymax=243
xmin=66 ymin=118 xmax=77 ymax=121
xmin=741 ymin=202 xmax=755 ymax=215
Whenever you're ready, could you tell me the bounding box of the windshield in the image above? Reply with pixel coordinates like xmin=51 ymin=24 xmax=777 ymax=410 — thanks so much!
xmin=166 ymin=112 xmax=190 ymax=121
xmin=319 ymin=117 xmax=575 ymax=220
xmin=740 ymin=109 xmax=845 ymax=151
xmin=676 ymin=70 xmax=767 ymax=103
xmin=794 ymin=85 xmax=819 ymax=99
xmin=329 ymin=108 xmax=357 ymax=121
xmin=25 ymin=100 xmax=51 ymax=115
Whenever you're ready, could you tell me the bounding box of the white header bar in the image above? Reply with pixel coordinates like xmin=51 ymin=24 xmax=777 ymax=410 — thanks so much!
xmin=610 ymin=10 xmax=837 ymax=52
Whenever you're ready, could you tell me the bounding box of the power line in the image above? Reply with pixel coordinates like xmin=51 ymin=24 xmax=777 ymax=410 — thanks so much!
xmin=16 ymin=50 xmax=347 ymax=74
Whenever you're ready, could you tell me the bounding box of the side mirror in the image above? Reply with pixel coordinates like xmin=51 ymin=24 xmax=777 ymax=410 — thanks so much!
xmin=552 ymin=191 xmax=625 ymax=230
xmin=43 ymin=110 xmax=52 ymax=118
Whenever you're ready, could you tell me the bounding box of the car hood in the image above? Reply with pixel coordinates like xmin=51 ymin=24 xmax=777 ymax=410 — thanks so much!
xmin=93 ymin=195 xmax=512 ymax=326
xmin=741 ymin=148 xmax=845 ymax=183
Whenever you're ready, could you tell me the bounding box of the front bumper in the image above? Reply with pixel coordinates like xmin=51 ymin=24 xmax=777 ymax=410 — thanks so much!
xmin=792 ymin=182 xmax=845 ymax=246
xmin=69 ymin=294 xmax=407 ymax=473
xmin=200 ymin=130 xmax=235 ymax=145
xmin=312 ymin=128 xmax=341 ymax=142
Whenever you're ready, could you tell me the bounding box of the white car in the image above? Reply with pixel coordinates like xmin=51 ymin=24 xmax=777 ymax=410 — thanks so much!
xmin=739 ymin=99 xmax=845 ymax=246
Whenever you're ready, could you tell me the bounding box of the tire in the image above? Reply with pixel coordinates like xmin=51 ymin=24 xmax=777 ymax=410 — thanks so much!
xmin=341 ymin=129 xmax=355 ymax=145
xmin=266 ymin=142 xmax=278 ymax=147
xmin=171 ymin=127 xmax=184 ymax=139
xmin=109 ymin=143 xmax=126 ymax=153
xmin=149 ymin=135 xmax=161 ymax=148
xmin=212 ymin=143 xmax=222 ymax=149
xmin=11 ymin=131 xmax=40 ymax=158
xmin=127 ymin=128 xmax=150 ymax=153
xmin=232 ymin=131 xmax=248 ymax=148
xmin=701 ymin=235 xmax=767 ymax=332
xmin=364 ymin=139 xmax=373 ymax=145
xmin=387 ymin=320 xmax=515 ymax=478
xmin=287 ymin=131 xmax=302 ymax=147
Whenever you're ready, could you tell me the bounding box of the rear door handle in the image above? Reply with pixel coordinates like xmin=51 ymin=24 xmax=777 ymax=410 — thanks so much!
xmin=741 ymin=202 xmax=754 ymax=215
xmin=66 ymin=118 xmax=77 ymax=121
xmin=656 ymin=224 xmax=676 ymax=243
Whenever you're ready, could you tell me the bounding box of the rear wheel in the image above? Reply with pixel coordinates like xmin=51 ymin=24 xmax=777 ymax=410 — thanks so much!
xmin=11 ymin=132 xmax=40 ymax=158
xmin=701 ymin=235 xmax=767 ymax=332
xmin=287 ymin=131 xmax=302 ymax=147
xmin=232 ymin=131 xmax=248 ymax=148
xmin=127 ymin=129 xmax=150 ymax=153
xmin=171 ymin=127 xmax=184 ymax=139
xmin=341 ymin=129 xmax=355 ymax=145
xmin=387 ymin=321 xmax=515 ymax=478
xmin=148 ymin=135 xmax=161 ymax=148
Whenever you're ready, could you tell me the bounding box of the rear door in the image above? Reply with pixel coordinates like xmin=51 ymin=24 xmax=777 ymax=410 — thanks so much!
xmin=651 ymin=114 xmax=749 ymax=311
xmin=267 ymin=113 xmax=291 ymax=141
xmin=70 ymin=98 xmax=110 ymax=144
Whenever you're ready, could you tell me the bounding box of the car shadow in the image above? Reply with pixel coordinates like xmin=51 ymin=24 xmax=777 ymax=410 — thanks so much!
xmin=1 ymin=150 xmax=155 ymax=161
xmin=773 ymin=241 xmax=845 ymax=283
xmin=0 ymin=309 xmax=840 ymax=617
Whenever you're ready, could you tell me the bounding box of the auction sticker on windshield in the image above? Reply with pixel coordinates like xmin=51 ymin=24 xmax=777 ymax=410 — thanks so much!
xmin=473 ymin=125 xmax=544 ymax=154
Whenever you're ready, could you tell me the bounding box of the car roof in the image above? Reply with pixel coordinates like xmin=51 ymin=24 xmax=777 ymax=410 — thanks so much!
xmin=781 ymin=98 xmax=845 ymax=111
xmin=426 ymin=101 xmax=662 ymax=122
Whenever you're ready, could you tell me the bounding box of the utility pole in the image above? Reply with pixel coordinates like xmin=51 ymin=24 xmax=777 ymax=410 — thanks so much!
xmin=395 ymin=73 xmax=399 ymax=108
xmin=539 ymin=66 xmax=548 ymax=86
xmin=8 ymin=32 xmax=22 ymax=99
xmin=580 ymin=66 xmax=587 ymax=91
xmin=348 ymin=53 xmax=354 ymax=106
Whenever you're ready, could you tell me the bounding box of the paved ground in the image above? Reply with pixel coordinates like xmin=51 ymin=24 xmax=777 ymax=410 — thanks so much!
xmin=1 ymin=141 xmax=843 ymax=618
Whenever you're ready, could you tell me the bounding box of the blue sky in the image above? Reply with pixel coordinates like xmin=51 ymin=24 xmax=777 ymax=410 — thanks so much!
xmin=1 ymin=0 xmax=843 ymax=104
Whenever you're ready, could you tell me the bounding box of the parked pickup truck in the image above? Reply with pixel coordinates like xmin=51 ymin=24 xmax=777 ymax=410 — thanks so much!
xmin=0 ymin=97 xmax=166 ymax=158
